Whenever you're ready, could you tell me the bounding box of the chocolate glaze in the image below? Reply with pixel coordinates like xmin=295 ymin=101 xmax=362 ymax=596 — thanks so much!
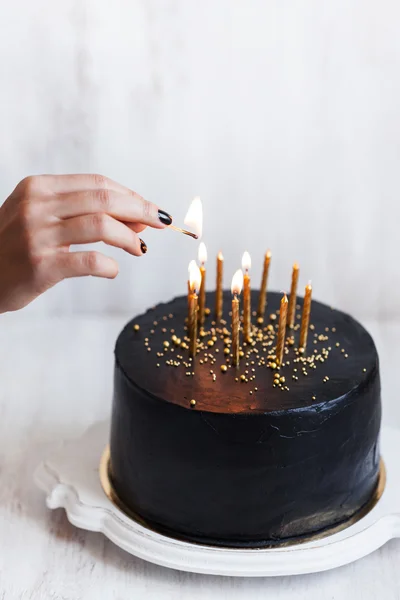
xmin=110 ymin=291 xmax=381 ymax=547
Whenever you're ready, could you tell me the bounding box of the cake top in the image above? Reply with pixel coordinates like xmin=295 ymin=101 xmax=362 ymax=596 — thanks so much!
xmin=115 ymin=290 xmax=378 ymax=414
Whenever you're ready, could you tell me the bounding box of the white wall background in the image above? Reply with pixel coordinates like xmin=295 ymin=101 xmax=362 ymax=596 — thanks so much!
xmin=0 ymin=0 xmax=399 ymax=319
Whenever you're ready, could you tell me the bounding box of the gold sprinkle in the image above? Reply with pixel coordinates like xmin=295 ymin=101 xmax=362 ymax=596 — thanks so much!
xmin=280 ymin=376 xmax=285 ymax=383
xmin=363 ymin=368 xmax=367 ymax=372
xmin=270 ymin=314 xmax=277 ymax=321
xmin=156 ymin=363 xmax=160 ymax=368
xmin=312 ymin=395 xmax=316 ymax=400
xmin=249 ymin=391 xmax=253 ymax=395
xmin=205 ymin=307 xmax=211 ymax=316
xmin=190 ymin=399 xmax=196 ymax=407
xmin=133 ymin=324 xmax=140 ymax=331
xmin=163 ymin=341 xmax=170 ymax=348
xmin=220 ymin=365 xmax=228 ymax=373
xmin=240 ymin=374 xmax=246 ymax=382
xmin=208 ymin=340 xmax=215 ymax=347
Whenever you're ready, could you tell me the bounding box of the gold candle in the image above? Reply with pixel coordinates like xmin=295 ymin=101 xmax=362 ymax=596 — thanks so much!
xmin=242 ymin=251 xmax=252 ymax=343
xmin=257 ymin=250 xmax=271 ymax=322
xmin=231 ymin=269 xmax=244 ymax=367
xmin=288 ymin=262 xmax=299 ymax=328
xmin=198 ymin=242 xmax=207 ymax=326
xmin=188 ymin=262 xmax=202 ymax=358
xmin=215 ymin=251 xmax=224 ymax=321
xmin=299 ymin=283 xmax=312 ymax=350
xmin=187 ymin=260 xmax=197 ymax=318
xmin=188 ymin=292 xmax=198 ymax=358
xmin=276 ymin=294 xmax=288 ymax=366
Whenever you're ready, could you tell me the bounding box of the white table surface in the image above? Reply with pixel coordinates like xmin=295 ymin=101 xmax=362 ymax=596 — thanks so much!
xmin=0 ymin=313 xmax=399 ymax=600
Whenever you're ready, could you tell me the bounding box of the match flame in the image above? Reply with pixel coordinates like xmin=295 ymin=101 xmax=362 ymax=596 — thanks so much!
xmin=242 ymin=251 xmax=251 ymax=271
xmin=189 ymin=261 xmax=202 ymax=293
xmin=231 ymin=269 xmax=244 ymax=295
xmin=218 ymin=251 xmax=224 ymax=260
xmin=184 ymin=196 xmax=203 ymax=240
xmin=198 ymin=242 xmax=207 ymax=264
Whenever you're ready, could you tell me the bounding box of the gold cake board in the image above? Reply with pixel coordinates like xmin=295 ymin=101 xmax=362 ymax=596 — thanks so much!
xmin=99 ymin=445 xmax=386 ymax=549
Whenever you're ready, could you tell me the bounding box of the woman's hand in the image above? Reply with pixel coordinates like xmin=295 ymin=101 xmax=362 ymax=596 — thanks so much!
xmin=0 ymin=174 xmax=172 ymax=313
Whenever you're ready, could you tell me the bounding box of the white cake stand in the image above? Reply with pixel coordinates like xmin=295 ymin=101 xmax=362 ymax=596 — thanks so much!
xmin=34 ymin=422 xmax=400 ymax=577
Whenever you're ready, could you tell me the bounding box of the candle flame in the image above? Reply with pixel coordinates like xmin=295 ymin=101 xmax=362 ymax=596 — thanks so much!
xmin=282 ymin=293 xmax=288 ymax=303
xmin=198 ymin=242 xmax=207 ymax=264
xmin=184 ymin=196 xmax=203 ymax=240
xmin=218 ymin=251 xmax=224 ymax=260
xmin=266 ymin=249 xmax=272 ymax=258
xmin=293 ymin=262 xmax=299 ymax=270
xmin=242 ymin=251 xmax=251 ymax=271
xmin=189 ymin=262 xmax=202 ymax=293
xmin=231 ymin=269 xmax=244 ymax=295
xmin=188 ymin=259 xmax=197 ymax=274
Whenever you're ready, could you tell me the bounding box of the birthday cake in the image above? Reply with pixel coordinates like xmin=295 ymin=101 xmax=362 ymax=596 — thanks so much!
xmin=109 ymin=289 xmax=381 ymax=547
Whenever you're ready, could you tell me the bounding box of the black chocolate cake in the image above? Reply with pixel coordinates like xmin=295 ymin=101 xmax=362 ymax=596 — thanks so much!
xmin=109 ymin=290 xmax=381 ymax=547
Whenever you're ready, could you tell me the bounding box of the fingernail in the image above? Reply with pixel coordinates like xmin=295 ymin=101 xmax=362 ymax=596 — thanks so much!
xmin=158 ymin=209 xmax=173 ymax=225
xmin=140 ymin=238 xmax=147 ymax=254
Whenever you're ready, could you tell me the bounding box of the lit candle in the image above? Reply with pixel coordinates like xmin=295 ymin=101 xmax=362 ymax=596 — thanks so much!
xmin=188 ymin=262 xmax=202 ymax=358
xmin=231 ymin=269 xmax=244 ymax=367
xmin=299 ymin=283 xmax=312 ymax=351
xmin=242 ymin=251 xmax=252 ymax=343
xmin=198 ymin=242 xmax=207 ymax=326
xmin=187 ymin=260 xmax=197 ymax=314
xmin=257 ymin=250 xmax=271 ymax=323
xmin=215 ymin=251 xmax=224 ymax=321
xmin=288 ymin=263 xmax=299 ymax=329
xmin=276 ymin=294 xmax=288 ymax=366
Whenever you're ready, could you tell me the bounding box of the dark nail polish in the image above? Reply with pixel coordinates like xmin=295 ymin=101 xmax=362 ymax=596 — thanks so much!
xmin=158 ymin=209 xmax=173 ymax=225
xmin=140 ymin=239 xmax=147 ymax=254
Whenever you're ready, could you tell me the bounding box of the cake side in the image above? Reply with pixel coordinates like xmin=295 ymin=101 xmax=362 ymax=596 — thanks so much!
xmin=109 ymin=291 xmax=381 ymax=546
